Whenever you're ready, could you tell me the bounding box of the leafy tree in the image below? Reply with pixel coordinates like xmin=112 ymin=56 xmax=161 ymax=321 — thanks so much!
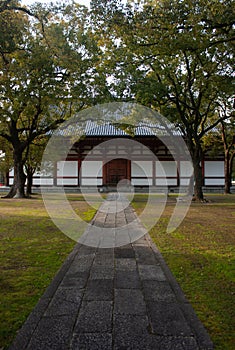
xmin=218 ymin=97 xmax=235 ymax=194
xmin=24 ymin=136 xmax=49 ymax=197
xmin=0 ymin=5 xmax=65 ymax=197
xmin=221 ymin=119 xmax=235 ymax=193
xmin=0 ymin=137 xmax=13 ymax=186
xmin=204 ymin=101 xmax=235 ymax=194
xmin=0 ymin=0 xmax=34 ymax=15
xmin=0 ymin=1 xmax=105 ymax=198
xmin=133 ymin=0 xmax=234 ymax=200
xmin=91 ymin=0 xmax=235 ymax=200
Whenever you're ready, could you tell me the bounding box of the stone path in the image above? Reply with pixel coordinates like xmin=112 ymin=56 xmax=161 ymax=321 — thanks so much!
xmin=9 ymin=194 xmax=213 ymax=350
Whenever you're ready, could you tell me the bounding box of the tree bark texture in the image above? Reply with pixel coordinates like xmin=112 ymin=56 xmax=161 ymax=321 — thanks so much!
xmin=26 ymin=172 xmax=33 ymax=197
xmin=192 ymin=159 xmax=204 ymax=201
xmin=186 ymin=138 xmax=204 ymax=201
xmin=3 ymin=148 xmax=26 ymax=198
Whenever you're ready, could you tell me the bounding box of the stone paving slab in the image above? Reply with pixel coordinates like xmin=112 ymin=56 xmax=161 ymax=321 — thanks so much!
xmin=9 ymin=193 xmax=214 ymax=350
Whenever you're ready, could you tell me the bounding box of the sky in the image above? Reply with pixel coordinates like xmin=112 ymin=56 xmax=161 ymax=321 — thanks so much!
xmin=21 ymin=0 xmax=90 ymax=8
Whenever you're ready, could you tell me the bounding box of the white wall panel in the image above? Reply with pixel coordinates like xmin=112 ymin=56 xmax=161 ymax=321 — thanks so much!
xmin=57 ymin=161 xmax=78 ymax=177
xmin=81 ymin=161 xmax=103 ymax=186
xmin=35 ymin=168 xmax=53 ymax=177
xmin=205 ymin=178 xmax=224 ymax=185
xmin=180 ymin=161 xmax=194 ymax=177
xmin=131 ymin=161 xmax=152 ymax=177
xmin=131 ymin=178 xmax=152 ymax=186
xmin=180 ymin=178 xmax=191 ymax=186
xmin=81 ymin=178 xmax=102 ymax=186
xmin=10 ymin=168 xmax=54 ymax=178
xmin=33 ymin=178 xmax=54 ymax=185
xmin=156 ymin=178 xmax=176 ymax=186
xmin=156 ymin=161 xmax=177 ymax=177
xmin=81 ymin=161 xmax=102 ymax=177
xmin=8 ymin=167 xmax=14 ymax=185
xmin=57 ymin=178 xmax=78 ymax=185
xmin=204 ymin=161 xmax=224 ymax=177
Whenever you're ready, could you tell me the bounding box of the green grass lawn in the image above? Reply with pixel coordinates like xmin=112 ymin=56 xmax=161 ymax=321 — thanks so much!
xmin=0 ymin=194 xmax=97 ymax=349
xmin=0 ymin=193 xmax=234 ymax=349
xmin=132 ymin=193 xmax=235 ymax=350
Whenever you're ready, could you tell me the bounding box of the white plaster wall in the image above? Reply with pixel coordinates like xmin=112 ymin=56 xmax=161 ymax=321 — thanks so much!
xmin=156 ymin=161 xmax=177 ymax=177
xmin=179 ymin=161 xmax=193 ymax=186
xmin=180 ymin=161 xmax=194 ymax=177
xmin=9 ymin=167 xmax=54 ymax=185
xmin=81 ymin=161 xmax=103 ymax=186
xmin=205 ymin=178 xmax=225 ymax=185
xmin=8 ymin=168 xmax=14 ymax=185
xmin=57 ymin=178 xmax=78 ymax=185
xmin=33 ymin=178 xmax=54 ymax=185
xmin=179 ymin=178 xmax=191 ymax=186
xmin=204 ymin=161 xmax=224 ymax=177
xmin=34 ymin=168 xmax=53 ymax=177
xmin=204 ymin=161 xmax=224 ymax=185
xmin=81 ymin=161 xmax=102 ymax=177
xmin=131 ymin=161 xmax=152 ymax=177
xmin=81 ymin=178 xmax=103 ymax=186
xmin=155 ymin=178 xmax=177 ymax=186
xmin=131 ymin=178 xmax=153 ymax=186
xmin=155 ymin=161 xmax=177 ymax=186
xmin=57 ymin=161 xmax=78 ymax=177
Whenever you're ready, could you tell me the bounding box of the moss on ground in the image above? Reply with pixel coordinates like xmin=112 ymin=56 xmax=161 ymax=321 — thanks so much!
xmin=0 ymin=193 xmax=234 ymax=349
xmin=132 ymin=194 xmax=235 ymax=350
xmin=0 ymin=194 xmax=97 ymax=349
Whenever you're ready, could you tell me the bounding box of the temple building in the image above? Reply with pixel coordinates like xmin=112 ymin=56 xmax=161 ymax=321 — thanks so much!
xmin=7 ymin=121 xmax=226 ymax=191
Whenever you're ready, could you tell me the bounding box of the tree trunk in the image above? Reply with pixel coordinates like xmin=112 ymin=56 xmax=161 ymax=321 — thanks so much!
xmin=187 ymin=139 xmax=204 ymax=201
xmin=192 ymin=158 xmax=204 ymax=201
xmin=4 ymin=172 xmax=8 ymax=187
xmin=187 ymin=174 xmax=194 ymax=196
xmin=2 ymin=183 xmax=17 ymax=198
xmin=224 ymin=149 xmax=231 ymax=194
xmin=26 ymin=172 xmax=33 ymax=197
xmin=2 ymin=148 xmax=26 ymax=198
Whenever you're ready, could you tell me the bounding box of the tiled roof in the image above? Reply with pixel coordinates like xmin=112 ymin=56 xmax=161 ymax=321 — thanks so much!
xmin=84 ymin=121 xmax=181 ymax=136
xmin=56 ymin=120 xmax=182 ymax=137
xmin=85 ymin=121 xmax=127 ymax=136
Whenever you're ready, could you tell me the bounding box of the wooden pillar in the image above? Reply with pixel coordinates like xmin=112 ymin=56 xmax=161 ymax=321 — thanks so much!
xmin=103 ymin=160 xmax=107 ymax=186
xmin=177 ymin=160 xmax=180 ymax=187
xmin=53 ymin=161 xmax=57 ymax=186
xmin=152 ymin=159 xmax=156 ymax=186
xmin=77 ymin=158 xmax=81 ymax=186
xmin=127 ymin=160 xmax=131 ymax=182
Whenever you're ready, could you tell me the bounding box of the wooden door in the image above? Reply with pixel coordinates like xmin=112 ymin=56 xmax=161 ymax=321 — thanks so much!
xmin=105 ymin=159 xmax=128 ymax=185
